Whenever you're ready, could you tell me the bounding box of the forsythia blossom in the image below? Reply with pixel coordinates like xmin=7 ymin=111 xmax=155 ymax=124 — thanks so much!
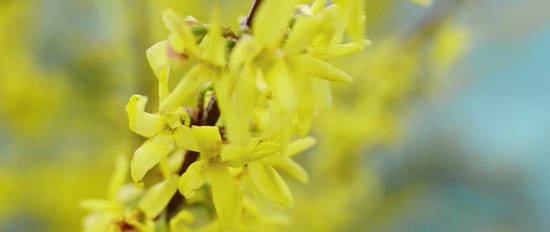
xmin=83 ymin=0 xmax=368 ymax=231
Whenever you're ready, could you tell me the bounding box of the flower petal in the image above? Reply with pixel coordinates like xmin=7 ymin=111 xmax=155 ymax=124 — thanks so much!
xmin=146 ymin=41 xmax=168 ymax=78
xmin=210 ymin=163 xmax=242 ymax=231
xmin=268 ymin=156 xmax=308 ymax=183
xmin=160 ymin=64 xmax=211 ymax=112
xmin=266 ymin=58 xmax=296 ymax=112
xmin=252 ymin=0 xmax=294 ymax=47
xmin=138 ymin=174 xmax=179 ymax=219
xmin=108 ymin=155 xmax=129 ymax=199
xmin=198 ymin=10 xmax=226 ymax=67
xmin=192 ymin=126 xmax=222 ymax=159
xmin=169 ymin=210 xmax=194 ymax=232
xmin=174 ymin=125 xmax=200 ymax=152
xmin=248 ymin=162 xmax=293 ymax=207
xmin=284 ymin=15 xmax=324 ymax=54
xmin=312 ymin=78 xmax=333 ymax=110
xmin=224 ymin=66 xmax=257 ymax=146
xmin=131 ymin=131 xmax=175 ymax=183
xmin=178 ymin=161 xmax=205 ymax=198
xmin=126 ymin=95 xmax=163 ymax=138
xmin=284 ymin=137 xmax=316 ymax=157
xmin=314 ymin=40 xmax=370 ymax=60
xmin=163 ymin=9 xmax=198 ymax=54
xmin=294 ymin=54 xmax=353 ymax=83
xmin=409 ymin=0 xmax=433 ymax=6
xmin=223 ymin=141 xmax=280 ymax=167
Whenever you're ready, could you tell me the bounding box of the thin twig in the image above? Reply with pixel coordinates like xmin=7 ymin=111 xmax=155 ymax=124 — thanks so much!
xmin=165 ymin=0 xmax=263 ymax=219
xmin=242 ymin=0 xmax=263 ymax=29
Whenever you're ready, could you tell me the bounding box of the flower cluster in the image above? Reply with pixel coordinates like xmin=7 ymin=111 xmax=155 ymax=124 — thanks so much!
xmin=83 ymin=0 xmax=368 ymax=231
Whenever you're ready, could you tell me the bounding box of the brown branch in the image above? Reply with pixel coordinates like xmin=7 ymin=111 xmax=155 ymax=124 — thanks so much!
xmin=166 ymin=94 xmax=219 ymax=218
xmin=242 ymin=0 xmax=263 ymax=29
xmin=165 ymin=0 xmax=263 ymax=218
xmin=201 ymin=94 xmax=220 ymax=126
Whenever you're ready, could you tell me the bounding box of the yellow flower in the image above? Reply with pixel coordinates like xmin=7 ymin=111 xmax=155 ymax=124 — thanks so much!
xmin=81 ymin=156 xmax=151 ymax=232
xmin=92 ymin=0 xmax=371 ymax=230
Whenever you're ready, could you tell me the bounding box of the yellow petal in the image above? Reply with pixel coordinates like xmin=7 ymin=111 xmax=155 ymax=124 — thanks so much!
xmin=138 ymin=174 xmax=179 ymax=219
xmin=228 ymin=35 xmax=260 ymax=71
xmin=83 ymin=212 xmax=115 ymax=232
xmin=268 ymin=156 xmax=308 ymax=183
xmin=311 ymin=0 xmax=326 ymax=14
xmin=409 ymin=0 xmax=432 ymax=7
xmin=266 ymin=58 xmax=296 ymax=112
xmin=210 ymin=163 xmax=242 ymax=231
xmin=220 ymin=144 xmax=245 ymax=163
xmin=297 ymin=103 xmax=314 ymax=137
xmin=162 ymin=108 xmax=189 ymax=129
xmin=160 ymin=64 xmax=210 ymax=112
xmin=312 ymin=78 xmax=332 ymax=110
xmin=284 ymin=15 xmax=324 ymax=54
xmin=294 ymin=54 xmax=353 ymax=83
xmin=108 ymin=155 xmax=129 ymax=199
xmin=131 ymin=131 xmax=175 ymax=183
xmin=199 ymin=9 xmax=226 ymax=67
xmin=169 ymin=210 xmax=194 ymax=232
xmin=283 ymin=137 xmax=316 ymax=157
xmin=192 ymin=126 xmax=222 ymax=158
xmin=345 ymin=0 xmax=366 ymax=41
xmin=146 ymin=41 xmax=168 ymax=77
xmin=178 ymin=161 xmax=205 ymax=198
xmin=223 ymin=141 xmax=280 ymax=167
xmin=247 ymin=162 xmax=293 ymax=206
xmin=126 ymin=95 xmax=163 ymax=138
xmin=163 ymin=9 xmax=198 ymax=54
xmin=174 ymin=125 xmax=199 ymax=152
xmin=252 ymin=0 xmax=294 ymax=47
xmin=79 ymin=199 xmax=119 ymax=211
xmin=224 ymin=66 xmax=257 ymax=146
xmin=314 ymin=39 xmax=370 ymax=60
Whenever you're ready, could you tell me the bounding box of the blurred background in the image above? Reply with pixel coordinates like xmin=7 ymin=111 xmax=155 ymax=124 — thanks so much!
xmin=0 ymin=0 xmax=548 ymax=231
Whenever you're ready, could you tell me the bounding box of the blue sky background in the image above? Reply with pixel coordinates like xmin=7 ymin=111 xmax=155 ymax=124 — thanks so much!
xmin=373 ymin=1 xmax=550 ymax=231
